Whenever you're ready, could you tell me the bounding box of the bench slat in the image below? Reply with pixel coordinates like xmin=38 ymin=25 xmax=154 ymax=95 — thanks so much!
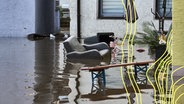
xmin=81 ymin=60 xmax=155 ymax=70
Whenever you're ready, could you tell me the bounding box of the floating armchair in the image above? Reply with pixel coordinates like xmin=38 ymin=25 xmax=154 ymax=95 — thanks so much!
xmin=63 ymin=36 xmax=111 ymax=63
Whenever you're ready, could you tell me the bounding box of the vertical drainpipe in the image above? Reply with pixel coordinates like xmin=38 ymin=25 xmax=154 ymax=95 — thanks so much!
xmin=77 ymin=0 xmax=81 ymax=39
xmin=162 ymin=0 xmax=166 ymax=32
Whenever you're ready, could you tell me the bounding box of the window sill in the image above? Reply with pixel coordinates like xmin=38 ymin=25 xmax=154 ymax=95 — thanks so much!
xmin=97 ymin=16 xmax=125 ymax=19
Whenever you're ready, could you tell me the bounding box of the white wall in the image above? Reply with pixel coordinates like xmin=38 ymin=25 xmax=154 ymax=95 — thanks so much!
xmin=0 ymin=0 xmax=35 ymax=37
xmin=135 ymin=0 xmax=171 ymax=33
xmin=69 ymin=0 xmax=77 ymax=36
xmin=60 ymin=0 xmax=69 ymax=8
xmin=69 ymin=0 xmax=172 ymax=38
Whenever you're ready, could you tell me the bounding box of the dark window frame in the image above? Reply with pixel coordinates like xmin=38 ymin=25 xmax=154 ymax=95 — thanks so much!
xmin=98 ymin=0 xmax=126 ymax=19
xmin=155 ymin=0 xmax=172 ymax=20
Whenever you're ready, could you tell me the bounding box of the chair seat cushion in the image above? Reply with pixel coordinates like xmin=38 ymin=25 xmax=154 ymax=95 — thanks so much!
xmin=99 ymin=49 xmax=109 ymax=56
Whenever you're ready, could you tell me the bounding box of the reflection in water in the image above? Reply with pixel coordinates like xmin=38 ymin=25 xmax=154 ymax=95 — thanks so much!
xmin=0 ymin=38 xmax=159 ymax=104
xmin=33 ymin=38 xmax=81 ymax=104
xmin=52 ymin=39 xmax=72 ymax=104
xmin=81 ymin=71 xmax=153 ymax=103
xmin=32 ymin=38 xmax=155 ymax=104
xmin=81 ymin=88 xmax=127 ymax=101
xmin=0 ymin=38 xmax=35 ymax=104
xmin=34 ymin=38 xmax=55 ymax=104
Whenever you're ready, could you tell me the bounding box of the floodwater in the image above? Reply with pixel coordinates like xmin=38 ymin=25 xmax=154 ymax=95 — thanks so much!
xmin=0 ymin=37 xmax=156 ymax=104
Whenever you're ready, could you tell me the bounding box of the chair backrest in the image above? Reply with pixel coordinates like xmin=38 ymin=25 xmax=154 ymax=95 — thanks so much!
xmin=63 ymin=36 xmax=86 ymax=53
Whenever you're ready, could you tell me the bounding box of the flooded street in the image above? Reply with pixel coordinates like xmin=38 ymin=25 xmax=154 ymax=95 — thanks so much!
xmin=0 ymin=38 xmax=156 ymax=104
xmin=0 ymin=38 xmax=35 ymax=104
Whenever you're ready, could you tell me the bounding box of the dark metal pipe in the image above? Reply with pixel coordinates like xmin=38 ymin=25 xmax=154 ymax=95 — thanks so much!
xmin=77 ymin=0 xmax=81 ymax=39
xmin=162 ymin=0 xmax=167 ymax=32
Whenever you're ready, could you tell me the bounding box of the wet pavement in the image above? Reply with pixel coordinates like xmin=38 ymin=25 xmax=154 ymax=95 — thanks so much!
xmin=0 ymin=37 xmax=156 ymax=104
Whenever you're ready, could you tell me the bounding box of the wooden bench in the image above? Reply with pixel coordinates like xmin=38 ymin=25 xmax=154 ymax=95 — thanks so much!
xmin=81 ymin=60 xmax=155 ymax=92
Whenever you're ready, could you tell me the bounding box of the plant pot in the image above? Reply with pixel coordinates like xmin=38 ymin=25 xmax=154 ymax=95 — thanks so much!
xmin=148 ymin=45 xmax=166 ymax=59
xmin=155 ymin=45 xmax=166 ymax=60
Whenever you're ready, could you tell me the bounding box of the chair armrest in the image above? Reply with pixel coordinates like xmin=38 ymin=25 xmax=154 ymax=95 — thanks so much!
xmin=66 ymin=49 xmax=102 ymax=60
xmin=83 ymin=42 xmax=110 ymax=51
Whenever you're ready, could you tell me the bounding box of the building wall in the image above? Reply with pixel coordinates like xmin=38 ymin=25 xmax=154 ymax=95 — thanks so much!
xmin=60 ymin=0 xmax=69 ymax=6
xmin=0 ymin=0 xmax=35 ymax=37
xmin=69 ymin=0 xmax=172 ymax=38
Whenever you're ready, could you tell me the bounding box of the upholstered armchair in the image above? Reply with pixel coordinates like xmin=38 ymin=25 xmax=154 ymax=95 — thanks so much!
xmin=63 ymin=36 xmax=111 ymax=63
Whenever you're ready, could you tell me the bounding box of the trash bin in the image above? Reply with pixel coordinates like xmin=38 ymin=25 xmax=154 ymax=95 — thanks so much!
xmin=84 ymin=32 xmax=114 ymax=45
xmin=97 ymin=32 xmax=114 ymax=45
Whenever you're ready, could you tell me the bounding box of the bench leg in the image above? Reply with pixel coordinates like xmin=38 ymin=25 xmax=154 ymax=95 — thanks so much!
xmin=90 ymin=69 xmax=106 ymax=93
xmin=134 ymin=64 xmax=148 ymax=85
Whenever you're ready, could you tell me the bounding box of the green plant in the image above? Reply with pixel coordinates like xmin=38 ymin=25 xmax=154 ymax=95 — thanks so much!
xmin=56 ymin=6 xmax=63 ymax=18
xmin=134 ymin=21 xmax=162 ymax=55
xmin=134 ymin=21 xmax=160 ymax=48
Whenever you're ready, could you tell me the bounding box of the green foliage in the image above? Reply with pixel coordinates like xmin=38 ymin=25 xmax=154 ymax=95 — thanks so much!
xmin=56 ymin=6 xmax=63 ymax=18
xmin=134 ymin=21 xmax=160 ymax=49
xmin=59 ymin=6 xmax=63 ymax=18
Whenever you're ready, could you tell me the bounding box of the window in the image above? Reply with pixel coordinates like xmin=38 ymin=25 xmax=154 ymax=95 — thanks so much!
xmin=98 ymin=0 xmax=126 ymax=19
xmin=156 ymin=0 xmax=172 ymax=19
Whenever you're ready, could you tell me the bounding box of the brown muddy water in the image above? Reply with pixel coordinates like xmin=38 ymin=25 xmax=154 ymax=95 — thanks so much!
xmin=0 ymin=38 xmax=156 ymax=104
